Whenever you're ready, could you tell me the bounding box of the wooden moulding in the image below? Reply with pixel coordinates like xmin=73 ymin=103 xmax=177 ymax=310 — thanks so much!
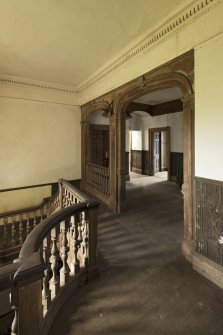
xmin=81 ymin=51 xmax=195 ymax=244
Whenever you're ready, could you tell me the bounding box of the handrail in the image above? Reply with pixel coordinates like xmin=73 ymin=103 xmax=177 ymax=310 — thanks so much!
xmin=0 ymin=179 xmax=87 ymax=262
xmin=86 ymin=161 xmax=109 ymax=171
xmin=85 ymin=162 xmax=110 ymax=200
xmin=59 ymin=179 xmax=90 ymax=202
xmin=0 ymin=180 xmax=99 ymax=335
xmin=19 ymin=201 xmax=97 ymax=259
xmin=0 ymin=197 xmax=50 ymax=220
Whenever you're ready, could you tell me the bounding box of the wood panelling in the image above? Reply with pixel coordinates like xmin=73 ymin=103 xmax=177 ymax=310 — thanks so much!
xmin=142 ymin=150 xmax=150 ymax=175
xmin=90 ymin=124 xmax=109 ymax=167
xmin=170 ymin=152 xmax=183 ymax=181
xmin=195 ymin=177 xmax=223 ymax=266
xmin=125 ymin=152 xmax=130 ymax=180
xmin=126 ymin=99 xmax=183 ymax=117
xmin=131 ymin=150 xmax=142 ymax=174
xmin=151 ymin=99 xmax=183 ymax=116
xmin=127 ymin=102 xmax=152 ymax=115
xmin=130 ymin=150 xmax=150 ymax=175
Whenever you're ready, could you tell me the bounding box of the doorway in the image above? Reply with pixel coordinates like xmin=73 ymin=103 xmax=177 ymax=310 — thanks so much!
xmin=149 ymin=127 xmax=170 ymax=180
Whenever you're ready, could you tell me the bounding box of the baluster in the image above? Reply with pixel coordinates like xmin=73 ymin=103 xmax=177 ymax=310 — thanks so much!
xmin=33 ymin=216 xmax=37 ymax=228
xmin=81 ymin=211 xmax=89 ymax=268
xmin=108 ymin=174 xmax=110 ymax=196
xmin=50 ymin=227 xmax=60 ymax=299
xmin=3 ymin=218 xmax=8 ymax=248
xmin=78 ymin=213 xmax=83 ymax=243
xmin=70 ymin=214 xmax=80 ymax=275
xmin=42 ymin=235 xmax=51 ymax=316
xmin=10 ymin=286 xmax=18 ymax=335
xmin=103 ymin=173 xmax=106 ymax=195
xmin=26 ymin=216 xmax=31 ymax=238
xmin=60 ymin=218 xmax=70 ymax=286
xmin=18 ymin=214 xmax=23 ymax=245
xmin=11 ymin=217 xmax=16 ymax=246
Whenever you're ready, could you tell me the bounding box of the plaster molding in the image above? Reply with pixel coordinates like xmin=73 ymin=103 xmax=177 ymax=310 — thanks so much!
xmin=0 ymin=75 xmax=77 ymax=94
xmin=77 ymin=0 xmax=222 ymax=93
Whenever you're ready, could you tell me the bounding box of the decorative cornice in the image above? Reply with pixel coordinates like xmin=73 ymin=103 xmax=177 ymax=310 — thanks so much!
xmin=77 ymin=0 xmax=222 ymax=92
xmin=0 ymin=76 xmax=77 ymax=94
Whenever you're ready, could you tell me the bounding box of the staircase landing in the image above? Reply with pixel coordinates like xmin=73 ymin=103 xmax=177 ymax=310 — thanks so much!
xmin=49 ymin=174 xmax=223 ymax=335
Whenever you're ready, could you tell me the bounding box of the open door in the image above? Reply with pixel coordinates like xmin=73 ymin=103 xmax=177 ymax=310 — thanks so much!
xmin=149 ymin=127 xmax=170 ymax=179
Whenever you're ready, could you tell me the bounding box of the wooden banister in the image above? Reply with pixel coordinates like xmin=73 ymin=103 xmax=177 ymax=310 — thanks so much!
xmin=85 ymin=162 xmax=110 ymax=203
xmin=0 ymin=180 xmax=99 ymax=335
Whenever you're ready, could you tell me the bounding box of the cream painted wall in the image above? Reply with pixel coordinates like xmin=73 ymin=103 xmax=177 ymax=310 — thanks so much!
xmin=0 ymin=97 xmax=81 ymax=190
xmin=195 ymin=34 xmax=223 ymax=181
xmin=0 ymin=186 xmax=51 ymax=213
xmin=131 ymin=131 xmax=142 ymax=151
xmin=126 ymin=112 xmax=183 ymax=152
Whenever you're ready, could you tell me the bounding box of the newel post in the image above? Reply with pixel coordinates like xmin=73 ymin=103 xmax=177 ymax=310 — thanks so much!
xmin=10 ymin=278 xmax=43 ymax=335
xmin=11 ymin=254 xmax=45 ymax=335
xmin=19 ymin=280 xmax=43 ymax=335
xmin=87 ymin=205 xmax=99 ymax=280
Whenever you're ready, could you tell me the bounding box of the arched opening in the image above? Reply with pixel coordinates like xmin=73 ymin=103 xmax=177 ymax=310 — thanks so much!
xmin=113 ymin=73 xmax=194 ymax=262
xmin=81 ymin=51 xmax=194 ymax=262
xmin=81 ymin=102 xmax=112 ymax=208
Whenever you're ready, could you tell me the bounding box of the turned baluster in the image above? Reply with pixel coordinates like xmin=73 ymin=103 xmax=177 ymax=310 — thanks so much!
xmin=11 ymin=217 xmax=16 ymax=246
xmin=40 ymin=207 xmax=44 ymax=221
xmin=42 ymin=235 xmax=51 ymax=316
xmin=10 ymin=287 xmax=18 ymax=335
xmin=26 ymin=216 xmax=32 ymax=238
xmin=81 ymin=211 xmax=89 ymax=267
xmin=78 ymin=213 xmax=84 ymax=244
xmin=60 ymin=218 xmax=70 ymax=286
xmin=18 ymin=214 xmax=24 ymax=245
xmin=104 ymin=171 xmax=106 ymax=193
xmin=70 ymin=214 xmax=80 ymax=275
xmin=100 ymin=170 xmax=102 ymax=190
xmin=49 ymin=227 xmax=60 ymax=299
xmin=3 ymin=218 xmax=8 ymax=248
xmin=33 ymin=215 xmax=37 ymax=228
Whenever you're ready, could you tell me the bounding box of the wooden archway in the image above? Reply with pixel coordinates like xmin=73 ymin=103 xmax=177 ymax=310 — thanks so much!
xmin=112 ymin=64 xmax=194 ymax=263
xmin=81 ymin=50 xmax=194 ymax=261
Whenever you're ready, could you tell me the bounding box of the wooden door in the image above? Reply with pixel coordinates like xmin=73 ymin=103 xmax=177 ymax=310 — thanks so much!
xmin=153 ymin=132 xmax=161 ymax=174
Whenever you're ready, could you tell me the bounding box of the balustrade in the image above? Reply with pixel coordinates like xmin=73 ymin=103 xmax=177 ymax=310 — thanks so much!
xmin=86 ymin=162 xmax=110 ymax=199
xmin=0 ymin=179 xmax=90 ymax=264
xmin=0 ymin=180 xmax=99 ymax=335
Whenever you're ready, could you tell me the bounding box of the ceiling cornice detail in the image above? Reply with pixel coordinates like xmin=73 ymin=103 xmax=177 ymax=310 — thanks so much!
xmin=77 ymin=0 xmax=222 ymax=92
xmin=0 ymin=76 xmax=77 ymax=94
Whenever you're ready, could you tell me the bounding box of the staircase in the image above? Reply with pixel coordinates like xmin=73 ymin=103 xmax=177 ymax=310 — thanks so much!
xmin=0 ymin=179 xmax=99 ymax=335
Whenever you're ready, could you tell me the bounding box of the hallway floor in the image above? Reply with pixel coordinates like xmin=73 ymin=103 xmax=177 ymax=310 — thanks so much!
xmin=49 ymin=173 xmax=223 ymax=335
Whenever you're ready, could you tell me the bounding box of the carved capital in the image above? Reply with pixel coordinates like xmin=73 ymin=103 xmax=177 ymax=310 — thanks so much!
xmin=80 ymin=120 xmax=90 ymax=126
xmin=181 ymin=93 xmax=194 ymax=109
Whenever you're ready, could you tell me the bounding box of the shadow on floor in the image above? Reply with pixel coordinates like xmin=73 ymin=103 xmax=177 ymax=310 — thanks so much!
xmin=49 ymin=176 xmax=223 ymax=335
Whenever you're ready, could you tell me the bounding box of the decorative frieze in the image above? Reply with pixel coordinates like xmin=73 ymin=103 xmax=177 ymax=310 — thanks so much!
xmin=77 ymin=0 xmax=221 ymax=92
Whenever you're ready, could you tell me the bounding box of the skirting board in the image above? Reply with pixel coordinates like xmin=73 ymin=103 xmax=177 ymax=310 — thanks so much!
xmin=182 ymin=239 xmax=223 ymax=289
xmin=192 ymin=252 xmax=223 ymax=289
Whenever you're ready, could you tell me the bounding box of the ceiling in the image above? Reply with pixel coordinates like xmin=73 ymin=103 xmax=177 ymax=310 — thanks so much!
xmin=0 ymin=0 xmax=183 ymax=89
xmin=134 ymin=87 xmax=183 ymax=105
xmin=131 ymin=87 xmax=183 ymax=117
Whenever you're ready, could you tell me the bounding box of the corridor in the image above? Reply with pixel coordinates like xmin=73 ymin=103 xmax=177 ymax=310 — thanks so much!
xmin=49 ymin=174 xmax=223 ymax=335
